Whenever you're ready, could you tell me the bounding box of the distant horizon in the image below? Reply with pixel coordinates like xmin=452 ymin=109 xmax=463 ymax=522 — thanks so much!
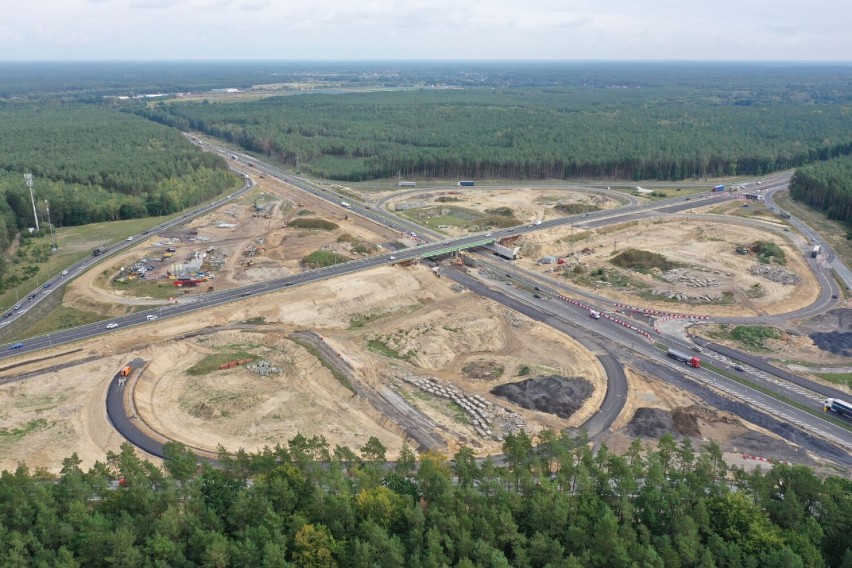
xmin=1 ymin=59 xmax=851 ymax=64
xmin=6 ymin=1 xmax=848 ymax=61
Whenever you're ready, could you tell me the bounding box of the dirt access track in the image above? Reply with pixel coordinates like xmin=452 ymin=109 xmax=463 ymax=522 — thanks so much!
xmin=514 ymin=217 xmax=817 ymax=317
xmin=63 ymin=175 xmax=405 ymax=312
xmin=1 ymin=179 xmax=829 ymax=472
xmin=1 ymin=263 xmax=612 ymax=470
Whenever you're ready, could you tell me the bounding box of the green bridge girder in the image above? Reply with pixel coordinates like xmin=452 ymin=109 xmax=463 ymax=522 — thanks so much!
xmin=420 ymin=238 xmax=494 ymax=259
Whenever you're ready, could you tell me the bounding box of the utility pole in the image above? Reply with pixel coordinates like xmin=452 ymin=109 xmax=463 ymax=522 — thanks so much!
xmin=45 ymin=200 xmax=57 ymax=251
xmin=24 ymin=173 xmax=39 ymax=232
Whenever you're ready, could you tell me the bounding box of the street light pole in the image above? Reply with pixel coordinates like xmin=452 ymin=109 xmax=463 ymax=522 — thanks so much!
xmin=24 ymin=173 xmax=39 ymax=232
xmin=45 ymin=200 xmax=57 ymax=252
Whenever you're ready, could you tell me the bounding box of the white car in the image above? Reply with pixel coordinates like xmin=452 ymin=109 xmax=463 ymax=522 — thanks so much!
xmin=106 ymin=323 xmax=118 ymax=329
xmin=127 ymin=236 xmax=134 ymax=241
xmin=389 ymin=256 xmax=396 ymax=260
xmin=61 ymin=270 xmax=69 ymax=276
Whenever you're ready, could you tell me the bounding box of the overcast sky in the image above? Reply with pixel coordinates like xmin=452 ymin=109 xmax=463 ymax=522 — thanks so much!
xmin=2 ymin=0 xmax=850 ymax=61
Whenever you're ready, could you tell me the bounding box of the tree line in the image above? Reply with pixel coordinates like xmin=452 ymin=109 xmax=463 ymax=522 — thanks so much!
xmin=0 ymin=102 xmax=239 ymax=284
xmin=136 ymin=87 xmax=852 ymax=182
xmin=790 ymin=155 xmax=852 ymax=229
xmin=1 ymin=431 xmax=848 ymax=567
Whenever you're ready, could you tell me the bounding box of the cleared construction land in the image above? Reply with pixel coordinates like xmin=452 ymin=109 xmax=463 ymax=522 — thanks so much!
xmin=0 ymin=182 xmax=837 ymax=473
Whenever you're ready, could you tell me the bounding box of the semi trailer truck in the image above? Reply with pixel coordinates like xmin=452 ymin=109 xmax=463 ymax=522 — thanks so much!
xmin=666 ymin=348 xmax=701 ymax=368
xmin=824 ymin=398 xmax=852 ymax=418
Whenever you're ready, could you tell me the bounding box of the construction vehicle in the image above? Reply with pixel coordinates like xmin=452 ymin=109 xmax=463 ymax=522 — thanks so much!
xmin=119 ymin=365 xmax=132 ymax=377
xmin=666 ymin=348 xmax=700 ymax=368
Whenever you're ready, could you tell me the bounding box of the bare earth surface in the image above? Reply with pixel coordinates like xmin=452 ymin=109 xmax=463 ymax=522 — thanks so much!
xmin=514 ymin=219 xmax=818 ymax=317
xmin=1 ymin=179 xmax=837 ymax=473
xmin=0 ymin=348 xmax=147 ymax=473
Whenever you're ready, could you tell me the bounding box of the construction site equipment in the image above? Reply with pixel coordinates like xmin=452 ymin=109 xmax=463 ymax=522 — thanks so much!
xmin=218 ymin=358 xmax=254 ymax=370
xmin=119 ymin=365 xmax=132 ymax=377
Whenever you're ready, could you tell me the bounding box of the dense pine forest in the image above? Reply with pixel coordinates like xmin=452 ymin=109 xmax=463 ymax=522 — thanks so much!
xmin=0 ymin=103 xmax=238 ymax=280
xmin=1 ymin=433 xmax=849 ymax=567
xmin=138 ymin=87 xmax=852 ymax=182
xmin=791 ymin=155 xmax=852 ymax=229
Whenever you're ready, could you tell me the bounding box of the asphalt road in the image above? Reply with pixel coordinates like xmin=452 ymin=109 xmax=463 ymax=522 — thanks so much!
xmin=104 ymin=358 xmax=166 ymax=458
xmin=467 ymin=256 xmax=852 ymax=457
xmin=443 ymin=268 xmax=628 ymax=437
xmin=0 ymin=172 xmax=256 ymax=328
xmin=6 ymin=139 xmax=850 ymax=461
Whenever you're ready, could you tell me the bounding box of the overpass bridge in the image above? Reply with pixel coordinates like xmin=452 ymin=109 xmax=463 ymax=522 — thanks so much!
xmin=419 ymin=238 xmax=494 ymax=259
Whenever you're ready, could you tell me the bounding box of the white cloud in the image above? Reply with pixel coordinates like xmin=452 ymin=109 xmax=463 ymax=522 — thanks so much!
xmin=2 ymin=0 xmax=850 ymax=60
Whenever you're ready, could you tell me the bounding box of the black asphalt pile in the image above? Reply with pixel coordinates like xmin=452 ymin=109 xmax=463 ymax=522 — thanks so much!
xmin=728 ymin=431 xmax=814 ymax=464
xmin=628 ymin=406 xmax=712 ymax=438
xmin=809 ymin=332 xmax=852 ymax=357
xmin=796 ymin=308 xmax=852 ymax=356
xmin=627 ymin=408 xmax=674 ymax=438
xmin=490 ymin=376 xmax=592 ymax=418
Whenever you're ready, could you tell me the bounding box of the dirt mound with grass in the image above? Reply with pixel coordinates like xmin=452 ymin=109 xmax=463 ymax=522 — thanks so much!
xmin=490 ymin=376 xmax=592 ymax=419
xmin=462 ymin=359 xmax=505 ymax=380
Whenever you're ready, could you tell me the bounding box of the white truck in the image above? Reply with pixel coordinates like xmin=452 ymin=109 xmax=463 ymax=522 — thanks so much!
xmin=811 ymin=245 xmax=821 ymax=258
xmin=340 ymin=201 xmax=351 ymax=209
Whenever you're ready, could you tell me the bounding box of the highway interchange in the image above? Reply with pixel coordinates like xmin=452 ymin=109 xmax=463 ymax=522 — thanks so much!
xmin=3 ymin=138 xmax=851 ymax=467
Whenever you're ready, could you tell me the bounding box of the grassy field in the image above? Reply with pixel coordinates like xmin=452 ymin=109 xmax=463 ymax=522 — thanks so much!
xmin=812 ymin=372 xmax=852 ymax=389
xmin=18 ymin=306 xmax=109 ymax=339
xmin=186 ymin=352 xmax=260 ymax=376
xmin=706 ymin=324 xmax=782 ymax=352
xmin=0 ymin=214 xmax=177 ymax=312
xmin=111 ymin=279 xmax=189 ymax=300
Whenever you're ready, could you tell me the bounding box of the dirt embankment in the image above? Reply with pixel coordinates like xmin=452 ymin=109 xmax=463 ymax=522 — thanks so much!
xmin=515 ymin=219 xmax=818 ymax=317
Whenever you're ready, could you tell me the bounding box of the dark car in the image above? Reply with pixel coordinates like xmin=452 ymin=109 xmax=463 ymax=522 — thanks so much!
xmin=832 ymin=293 xmax=839 ymax=299
xmin=240 ymin=292 xmax=252 ymax=297
xmin=43 ymin=283 xmax=51 ymax=289
xmin=3 ymin=312 xmax=11 ymax=318
xmin=733 ymin=365 xmax=744 ymax=372
xmin=11 ymin=342 xmax=23 ymax=349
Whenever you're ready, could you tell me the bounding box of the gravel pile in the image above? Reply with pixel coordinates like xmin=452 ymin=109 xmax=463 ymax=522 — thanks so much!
xmin=749 ymin=263 xmax=801 ymax=285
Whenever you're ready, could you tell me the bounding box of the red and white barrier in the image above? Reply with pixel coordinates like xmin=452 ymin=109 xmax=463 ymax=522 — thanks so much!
xmin=741 ymin=454 xmax=792 ymax=466
xmin=557 ymin=295 xmax=654 ymax=341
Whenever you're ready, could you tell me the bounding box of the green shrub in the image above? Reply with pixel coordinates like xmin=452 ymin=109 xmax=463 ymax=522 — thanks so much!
xmin=302 ymin=250 xmax=351 ymax=268
xmin=289 ymin=218 xmax=339 ymax=230
xmin=610 ymin=248 xmax=680 ymax=272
